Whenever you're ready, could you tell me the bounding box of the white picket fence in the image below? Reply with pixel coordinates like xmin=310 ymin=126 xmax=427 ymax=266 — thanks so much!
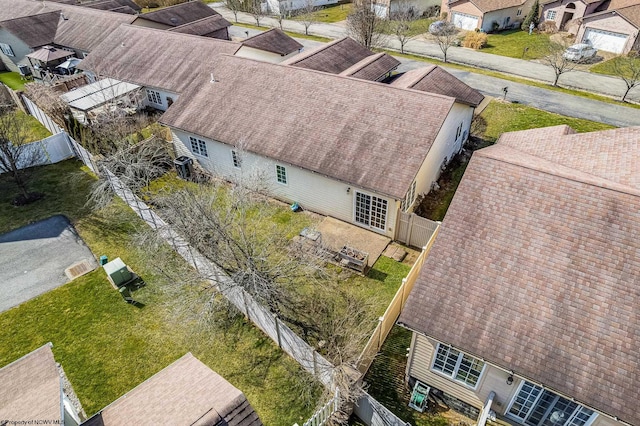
xmin=296 ymin=389 xmax=340 ymax=426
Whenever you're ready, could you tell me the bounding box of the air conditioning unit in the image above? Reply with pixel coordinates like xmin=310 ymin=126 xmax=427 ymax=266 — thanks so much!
xmin=103 ymin=257 xmax=133 ymax=288
xmin=18 ymin=64 xmax=31 ymax=76
xmin=174 ymin=156 xmax=193 ymax=180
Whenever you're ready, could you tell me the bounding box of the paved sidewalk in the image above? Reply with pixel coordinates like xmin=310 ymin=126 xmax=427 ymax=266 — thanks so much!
xmin=216 ymin=6 xmax=640 ymax=103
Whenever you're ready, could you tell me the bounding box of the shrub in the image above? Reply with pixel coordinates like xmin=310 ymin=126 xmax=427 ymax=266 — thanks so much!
xmin=491 ymin=21 xmax=500 ymax=32
xmin=463 ymin=32 xmax=488 ymax=49
xmin=538 ymin=20 xmax=558 ymax=34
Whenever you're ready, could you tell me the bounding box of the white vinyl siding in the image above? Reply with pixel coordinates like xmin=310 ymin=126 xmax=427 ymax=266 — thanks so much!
xmin=432 ymin=343 xmax=485 ymax=389
xmin=507 ymin=381 xmax=596 ymax=426
xmin=171 ymin=130 xmax=399 ymax=238
xmin=189 ymin=136 xmax=208 ymax=157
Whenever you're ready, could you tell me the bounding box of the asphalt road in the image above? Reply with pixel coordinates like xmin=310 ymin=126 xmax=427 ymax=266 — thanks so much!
xmin=227 ymin=15 xmax=639 ymax=127
xmin=0 ymin=215 xmax=97 ymax=312
xmin=219 ymin=6 xmax=640 ymax=127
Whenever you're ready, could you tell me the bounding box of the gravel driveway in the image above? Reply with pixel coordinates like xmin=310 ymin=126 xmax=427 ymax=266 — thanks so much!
xmin=0 ymin=215 xmax=97 ymax=313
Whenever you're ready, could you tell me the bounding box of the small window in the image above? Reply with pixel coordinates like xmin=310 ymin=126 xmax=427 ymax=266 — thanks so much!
xmin=189 ymin=136 xmax=208 ymax=157
xmin=547 ymin=10 xmax=557 ymax=20
xmin=146 ymin=89 xmax=162 ymax=106
xmin=517 ymin=8 xmax=522 ymax=16
xmin=231 ymin=150 xmax=241 ymax=168
xmin=0 ymin=43 xmax=14 ymax=57
xmin=276 ymin=164 xmax=287 ymax=184
xmin=432 ymin=343 xmax=485 ymax=388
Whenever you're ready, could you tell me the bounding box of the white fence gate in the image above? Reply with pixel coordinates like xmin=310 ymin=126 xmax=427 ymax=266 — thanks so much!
xmin=395 ymin=212 xmax=440 ymax=248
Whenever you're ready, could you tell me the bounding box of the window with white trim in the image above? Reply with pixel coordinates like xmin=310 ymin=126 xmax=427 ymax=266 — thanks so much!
xmin=0 ymin=43 xmax=14 ymax=57
xmin=547 ymin=10 xmax=557 ymax=20
xmin=189 ymin=136 xmax=208 ymax=157
xmin=276 ymin=164 xmax=287 ymax=184
xmin=432 ymin=343 xmax=485 ymax=388
xmin=231 ymin=150 xmax=241 ymax=168
xmin=508 ymin=381 xmax=596 ymax=426
xmin=402 ymin=181 xmax=417 ymax=211
xmin=146 ymin=89 xmax=162 ymax=106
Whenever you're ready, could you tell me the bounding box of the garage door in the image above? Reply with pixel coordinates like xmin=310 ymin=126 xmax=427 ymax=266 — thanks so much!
xmin=583 ymin=28 xmax=628 ymax=54
xmin=452 ymin=12 xmax=479 ymax=31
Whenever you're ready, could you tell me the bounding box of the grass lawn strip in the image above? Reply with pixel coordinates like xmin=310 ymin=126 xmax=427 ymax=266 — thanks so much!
xmin=0 ymin=71 xmax=26 ymax=90
xmin=292 ymin=3 xmax=353 ymax=23
xmin=0 ymin=160 xmax=320 ymax=425
xmin=482 ymin=29 xmax=550 ymax=60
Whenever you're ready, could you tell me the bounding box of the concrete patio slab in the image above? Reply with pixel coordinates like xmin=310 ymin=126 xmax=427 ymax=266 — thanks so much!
xmin=315 ymin=217 xmax=390 ymax=268
xmin=0 ymin=215 xmax=97 ymax=313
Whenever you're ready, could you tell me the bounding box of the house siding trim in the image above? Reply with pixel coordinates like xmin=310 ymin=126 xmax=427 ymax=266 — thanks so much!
xmin=403 ymin=330 xmax=628 ymax=426
xmin=170 ymin=129 xmax=399 ymax=237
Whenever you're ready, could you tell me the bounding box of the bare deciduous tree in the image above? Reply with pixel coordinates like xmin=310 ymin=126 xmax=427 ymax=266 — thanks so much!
xmin=0 ymin=108 xmax=45 ymax=204
xmin=431 ymin=21 xmax=458 ymax=63
xmin=541 ymin=39 xmax=580 ymax=87
xmin=245 ymin=0 xmax=265 ymax=26
xmin=346 ymin=0 xmax=387 ymax=49
xmin=274 ymin=0 xmax=291 ymax=30
xmin=609 ymin=52 xmax=640 ymax=102
xmin=297 ymin=0 xmax=317 ymax=35
xmin=23 ymin=82 xmax=69 ymax=131
xmin=389 ymin=0 xmax=421 ymax=54
xmin=226 ymin=0 xmax=243 ymax=22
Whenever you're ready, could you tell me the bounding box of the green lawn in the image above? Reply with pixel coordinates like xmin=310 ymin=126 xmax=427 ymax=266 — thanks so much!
xmin=479 ymin=100 xmax=615 ymax=142
xmin=482 ymin=29 xmax=550 ymax=59
xmin=0 ymin=71 xmax=26 ymax=90
xmin=233 ymin=22 xmax=332 ymax=42
xmin=590 ymin=57 xmax=618 ymax=76
xmin=16 ymin=110 xmax=52 ymax=142
xmin=0 ymin=160 xmax=321 ymax=425
xmin=383 ymin=17 xmax=434 ymax=36
xmin=292 ymin=3 xmax=353 ymax=23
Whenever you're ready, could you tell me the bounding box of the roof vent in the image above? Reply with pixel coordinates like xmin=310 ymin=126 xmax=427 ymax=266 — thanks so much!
xmin=210 ymin=72 xmax=216 ymax=83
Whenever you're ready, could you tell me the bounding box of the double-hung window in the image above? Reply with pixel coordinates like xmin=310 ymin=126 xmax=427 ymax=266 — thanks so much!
xmin=146 ymin=89 xmax=162 ymax=106
xmin=508 ymin=381 xmax=596 ymax=426
xmin=231 ymin=150 xmax=241 ymax=168
xmin=0 ymin=43 xmax=14 ymax=57
xmin=432 ymin=343 xmax=485 ymax=388
xmin=547 ymin=10 xmax=557 ymax=20
xmin=276 ymin=165 xmax=287 ymax=184
xmin=189 ymin=136 xmax=208 ymax=157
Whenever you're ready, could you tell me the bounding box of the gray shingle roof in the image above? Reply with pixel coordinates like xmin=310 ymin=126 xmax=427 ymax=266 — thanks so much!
xmin=282 ymin=37 xmax=374 ymax=73
xmin=449 ymin=0 xmax=528 ymax=12
xmin=77 ymin=25 xmax=240 ymax=93
xmin=399 ymin=126 xmax=640 ymax=425
xmin=159 ymin=54 xmax=456 ymax=199
xmin=0 ymin=11 xmax=60 ymax=48
xmin=168 ymin=14 xmax=231 ymax=37
xmin=84 ymin=353 xmax=262 ymax=426
xmin=0 ymin=344 xmax=62 ymax=423
xmin=391 ymin=66 xmax=484 ymax=106
xmin=136 ymin=1 xmax=217 ymax=27
xmin=338 ymin=52 xmax=400 ymax=81
xmin=241 ymin=28 xmax=303 ymax=56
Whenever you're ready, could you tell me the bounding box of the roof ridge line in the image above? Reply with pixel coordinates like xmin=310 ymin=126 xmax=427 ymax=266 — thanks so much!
xmin=477 ymin=145 xmax=640 ymax=199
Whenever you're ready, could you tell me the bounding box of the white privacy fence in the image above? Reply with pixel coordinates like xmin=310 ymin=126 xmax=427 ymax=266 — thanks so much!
xmin=20 ymin=94 xmax=413 ymax=425
xmin=0 ymin=132 xmax=74 ymax=173
xmin=22 ymin=94 xmax=64 ymax=135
